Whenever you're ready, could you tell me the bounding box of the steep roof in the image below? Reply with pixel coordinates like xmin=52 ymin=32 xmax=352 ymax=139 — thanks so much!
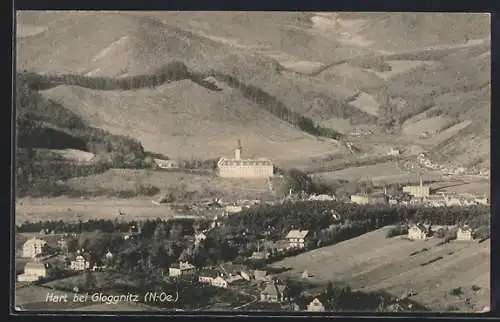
xmin=218 ymin=157 xmax=273 ymax=167
xmin=25 ymin=261 xmax=46 ymax=270
xmin=23 ymin=237 xmax=47 ymax=247
xmin=286 ymin=230 xmax=310 ymax=239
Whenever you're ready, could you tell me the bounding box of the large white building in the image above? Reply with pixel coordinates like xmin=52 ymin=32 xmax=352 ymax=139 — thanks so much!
xmin=22 ymin=237 xmax=47 ymax=258
xmin=17 ymin=261 xmax=47 ymax=282
xmin=217 ymin=140 xmax=273 ymax=178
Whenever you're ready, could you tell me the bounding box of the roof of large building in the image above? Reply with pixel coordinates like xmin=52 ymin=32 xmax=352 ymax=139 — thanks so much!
xmin=218 ymin=157 xmax=273 ymax=167
xmin=23 ymin=237 xmax=47 ymax=247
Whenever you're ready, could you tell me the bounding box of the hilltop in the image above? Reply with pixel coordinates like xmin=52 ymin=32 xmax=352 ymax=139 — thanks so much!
xmin=16 ymin=11 xmax=490 ymax=177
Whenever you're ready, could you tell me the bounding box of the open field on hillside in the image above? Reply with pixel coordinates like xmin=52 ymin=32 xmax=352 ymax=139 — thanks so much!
xmin=271 ymin=226 xmax=490 ymax=312
xmin=40 ymin=82 xmax=339 ymax=164
xmin=315 ymin=161 xmax=442 ymax=184
xmin=439 ymin=181 xmax=490 ymax=196
xmin=63 ymin=169 xmax=271 ymax=199
xmin=349 ymin=92 xmax=379 ymax=116
xmin=425 ymin=121 xmax=474 ymax=145
xmin=15 ymin=169 xmax=273 ymax=223
xmin=402 ymin=116 xmax=454 ymax=136
xmin=372 ymin=60 xmax=435 ymax=80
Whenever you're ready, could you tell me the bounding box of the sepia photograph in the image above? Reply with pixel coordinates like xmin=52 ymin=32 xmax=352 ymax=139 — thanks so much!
xmin=14 ymin=11 xmax=490 ymax=313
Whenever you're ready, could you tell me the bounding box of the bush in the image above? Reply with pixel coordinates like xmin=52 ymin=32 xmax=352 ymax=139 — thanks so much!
xmin=450 ymin=287 xmax=463 ymax=296
xmin=386 ymin=224 xmax=408 ymax=238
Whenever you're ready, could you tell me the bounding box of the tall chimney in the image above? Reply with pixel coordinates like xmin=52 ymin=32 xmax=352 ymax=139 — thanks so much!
xmin=235 ymin=139 xmax=242 ymax=160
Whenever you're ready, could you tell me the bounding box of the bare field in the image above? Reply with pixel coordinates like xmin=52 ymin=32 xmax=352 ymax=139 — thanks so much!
xmin=15 ymin=169 xmax=274 ymax=223
xmin=271 ymin=226 xmax=490 ymax=312
xmin=65 ymin=169 xmax=271 ymax=199
xmin=402 ymin=116 xmax=453 ymax=136
xmin=316 ymin=161 xmax=428 ymax=182
xmin=15 ymin=197 xmax=180 ymax=223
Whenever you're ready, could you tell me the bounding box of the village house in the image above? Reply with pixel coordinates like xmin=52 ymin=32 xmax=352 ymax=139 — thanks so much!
xmin=285 ymin=229 xmax=310 ymax=249
xmin=254 ymin=269 xmax=271 ymax=282
xmin=216 ymin=263 xmax=252 ymax=280
xmin=17 ymin=261 xmax=47 ymax=282
xmin=217 ymin=140 xmax=274 ymax=178
xmin=389 ymin=147 xmax=401 ymax=157
xmin=456 ymin=225 xmax=474 ymax=241
xmin=308 ymin=194 xmax=336 ymax=201
xmin=307 ymin=298 xmax=326 ymax=312
xmin=198 ymin=268 xmax=219 ymax=284
xmin=169 ymin=261 xmax=196 ymax=278
xmin=211 ymin=276 xmax=229 ymax=288
xmin=260 ymin=282 xmax=287 ymax=303
xmin=70 ymin=255 xmax=90 ymax=271
xmin=153 ymin=158 xmax=179 ymax=170
xmin=105 ymin=250 xmax=113 ymax=261
xmin=22 ymin=237 xmax=47 ymax=258
xmin=408 ymin=224 xmax=432 ymax=240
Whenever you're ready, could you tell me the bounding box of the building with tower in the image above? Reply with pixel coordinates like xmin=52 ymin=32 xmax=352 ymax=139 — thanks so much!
xmin=217 ymin=140 xmax=274 ymax=178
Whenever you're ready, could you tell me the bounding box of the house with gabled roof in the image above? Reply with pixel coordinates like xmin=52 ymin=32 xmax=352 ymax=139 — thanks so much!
xmin=456 ymin=225 xmax=474 ymax=241
xmin=307 ymin=298 xmax=326 ymax=312
xmin=285 ymin=229 xmax=310 ymax=249
xmin=408 ymin=223 xmax=432 ymax=240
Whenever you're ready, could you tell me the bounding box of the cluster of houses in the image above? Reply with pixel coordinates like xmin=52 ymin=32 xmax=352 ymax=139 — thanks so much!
xmin=407 ymin=223 xmax=476 ymax=241
xmin=166 ymin=260 xmax=327 ymax=311
xmin=17 ymin=235 xmax=115 ymax=283
xmin=417 ymin=153 xmax=488 ymax=177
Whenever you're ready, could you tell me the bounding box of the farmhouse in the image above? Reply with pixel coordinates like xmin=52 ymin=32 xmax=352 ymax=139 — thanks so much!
xmin=285 ymin=229 xmax=310 ymax=249
xmin=389 ymin=147 xmax=401 ymax=157
xmin=260 ymin=282 xmax=287 ymax=303
xmin=408 ymin=224 xmax=432 ymax=240
xmin=456 ymin=225 xmax=474 ymax=241
xmin=22 ymin=237 xmax=47 ymax=258
xmin=217 ymin=140 xmax=274 ymax=178
xmin=169 ymin=261 xmax=196 ymax=277
xmin=153 ymin=158 xmax=179 ymax=169
xmin=307 ymin=298 xmax=326 ymax=312
xmin=17 ymin=261 xmax=47 ymax=282
xmin=70 ymin=255 xmax=90 ymax=271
